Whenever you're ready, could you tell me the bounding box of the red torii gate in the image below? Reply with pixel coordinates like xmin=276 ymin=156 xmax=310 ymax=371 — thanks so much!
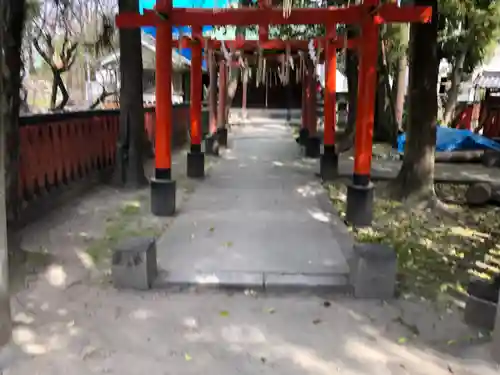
xmin=116 ymin=0 xmax=431 ymax=226
xmin=175 ymin=34 xmax=359 ymax=158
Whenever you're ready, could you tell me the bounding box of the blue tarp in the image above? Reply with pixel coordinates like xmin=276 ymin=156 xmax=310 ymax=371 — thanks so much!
xmin=397 ymin=125 xmax=500 ymax=153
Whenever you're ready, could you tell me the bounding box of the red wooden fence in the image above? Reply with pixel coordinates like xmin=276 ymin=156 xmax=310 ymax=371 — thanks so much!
xmin=18 ymin=105 xmax=189 ymax=204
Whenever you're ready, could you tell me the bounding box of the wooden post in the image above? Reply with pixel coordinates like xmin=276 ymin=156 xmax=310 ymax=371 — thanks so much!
xmin=150 ymin=0 xmax=176 ymax=216
xmin=307 ymin=60 xmax=317 ymax=137
xmin=242 ymin=66 xmax=248 ymax=120
xmin=320 ymin=23 xmax=339 ymax=180
xmin=299 ymin=68 xmax=309 ymax=145
xmin=187 ymin=25 xmax=204 ymax=178
xmin=217 ymin=59 xmax=228 ymax=146
xmin=305 ymin=58 xmax=320 ymax=158
xmin=208 ymin=49 xmax=217 ymax=135
xmin=345 ymin=0 xmax=380 ymax=227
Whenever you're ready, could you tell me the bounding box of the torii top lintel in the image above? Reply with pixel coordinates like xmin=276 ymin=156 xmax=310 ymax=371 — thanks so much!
xmin=116 ymin=4 xmax=432 ymax=29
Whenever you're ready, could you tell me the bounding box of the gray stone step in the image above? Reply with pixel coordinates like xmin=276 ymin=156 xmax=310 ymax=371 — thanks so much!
xmin=153 ymin=269 xmax=350 ymax=294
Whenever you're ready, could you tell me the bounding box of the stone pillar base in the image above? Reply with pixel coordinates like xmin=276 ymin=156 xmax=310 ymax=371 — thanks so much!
xmin=187 ymin=147 xmax=205 ymax=179
xmin=217 ymin=128 xmax=228 ymax=147
xmin=204 ymin=134 xmax=220 ymax=156
xmin=320 ymin=145 xmax=338 ymax=181
xmin=345 ymin=182 xmax=374 ymax=227
xmin=305 ymin=136 xmax=321 ymax=158
xmin=151 ymin=178 xmax=176 ymax=216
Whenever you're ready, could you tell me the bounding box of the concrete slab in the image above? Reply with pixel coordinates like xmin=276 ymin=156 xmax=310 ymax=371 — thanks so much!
xmin=156 ymin=123 xmax=351 ymax=290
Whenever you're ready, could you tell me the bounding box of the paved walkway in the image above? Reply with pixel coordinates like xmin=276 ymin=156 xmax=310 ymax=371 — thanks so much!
xmin=1 ymin=117 xmax=498 ymax=374
xmin=156 ymin=122 xmax=351 ymax=290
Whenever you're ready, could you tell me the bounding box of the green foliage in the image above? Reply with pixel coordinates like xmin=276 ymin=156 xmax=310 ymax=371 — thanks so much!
xmin=439 ymin=0 xmax=500 ymax=75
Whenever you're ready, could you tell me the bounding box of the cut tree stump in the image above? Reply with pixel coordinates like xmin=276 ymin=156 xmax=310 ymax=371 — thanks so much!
xmin=465 ymin=182 xmax=500 ymax=206
xmin=435 ymin=150 xmax=484 ymax=163
xmin=481 ymin=150 xmax=500 ymax=168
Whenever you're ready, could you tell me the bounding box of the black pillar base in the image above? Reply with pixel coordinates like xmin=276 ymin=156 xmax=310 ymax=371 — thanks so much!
xmin=345 ymin=182 xmax=374 ymax=228
xmin=204 ymin=134 xmax=220 ymax=156
xmin=187 ymin=147 xmax=205 ymax=179
xmin=305 ymin=136 xmax=321 ymax=158
xmin=296 ymin=128 xmax=309 ymax=145
xmin=217 ymin=127 xmax=228 ymax=147
xmin=151 ymin=177 xmax=176 ymax=217
xmin=320 ymin=145 xmax=338 ymax=181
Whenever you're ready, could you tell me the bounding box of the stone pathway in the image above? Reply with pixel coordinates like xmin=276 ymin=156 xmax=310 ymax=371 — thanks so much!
xmin=156 ymin=122 xmax=351 ymax=291
xmin=0 ymin=118 xmax=498 ymax=374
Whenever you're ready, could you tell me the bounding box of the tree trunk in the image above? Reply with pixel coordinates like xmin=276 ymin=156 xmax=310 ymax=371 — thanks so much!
xmin=442 ymin=50 xmax=466 ymax=125
xmin=337 ymin=26 xmax=358 ymax=153
xmin=374 ymin=36 xmax=398 ymax=144
xmin=394 ymin=24 xmax=409 ymax=131
xmin=225 ymin=66 xmax=239 ymax=123
xmin=50 ymin=69 xmax=58 ymax=110
xmin=0 ymin=23 xmax=11 ymax=348
xmin=115 ymin=0 xmax=147 ymax=187
xmin=5 ymin=0 xmax=24 ymax=222
xmin=390 ymin=0 xmax=438 ymax=201
xmin=54 ymin=73 xmax=69 ymax=111
xmin=0 ymin=0 xmax=26 ymax=347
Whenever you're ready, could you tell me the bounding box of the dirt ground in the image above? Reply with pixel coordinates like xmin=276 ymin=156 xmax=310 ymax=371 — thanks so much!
xmin=0 ymin=147 xmax=499 ymax=374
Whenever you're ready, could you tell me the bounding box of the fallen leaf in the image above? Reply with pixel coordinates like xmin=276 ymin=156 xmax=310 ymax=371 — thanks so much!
xmin=209 ymin=227 xmax=215 ymax=232
xmin=184 ymin=353 xmax=192 ymax=361
xmin=446 ymin=340 xmax=456 ymax=346
xmin=397 ymin=337 xmax=408 ymax=344
xmin=323 ymin=301 xmax=331 ymax=308
xmin=219 ymin=310 xmax=229 ymax=317
xmin=260 ymin=357 xmax=267 ymax=364
xmin=266 ymin=308 xmax=276 ymax=314
xmin=313 ymin=319 xmax=322 ymax=325
xmin=224 ymin=241 xmax=233 ymax=248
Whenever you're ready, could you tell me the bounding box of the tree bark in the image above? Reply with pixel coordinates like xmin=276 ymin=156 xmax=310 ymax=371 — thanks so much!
xmin=390 ymin=0 xmax=439 ymax=201
xmin=0 ymin=0 xmax=26 ymax=347
xmin=53 ymin=72 xmax=70 ymax=111
xmin=442 ymin=50 xmax=466 ymax=125
xmin=337 ymin=26 xmax=358 ymax=153
xmin=374 ymin=42 xmax=397 ymax=145
xmin=115 ymin=0 xmax=147 ymax=187
xmin=394 ymin=24 xmax=409 ymax=131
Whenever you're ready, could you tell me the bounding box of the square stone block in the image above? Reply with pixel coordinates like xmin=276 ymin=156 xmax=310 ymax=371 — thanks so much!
xmin=112 ymin=237 xmax=157 ymax=290
xmin=350 ymin=243 xmax=397 ymax=299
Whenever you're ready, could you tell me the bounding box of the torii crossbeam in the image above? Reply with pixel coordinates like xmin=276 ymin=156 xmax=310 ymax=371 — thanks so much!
xmin=116 ymin=0 xmax=432 ymax=226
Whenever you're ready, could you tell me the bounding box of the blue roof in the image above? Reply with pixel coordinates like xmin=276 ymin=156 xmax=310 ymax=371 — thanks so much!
xmin=139 ymin=0 xmax=231 ymax=68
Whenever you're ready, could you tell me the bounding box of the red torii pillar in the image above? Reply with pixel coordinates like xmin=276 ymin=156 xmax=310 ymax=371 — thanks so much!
xmin=320 ymin=23 xmax=338 ymax=181
xmin=150 ymin=0 xmax=176 ymax=216
xmin=187 ymin=25 xmax=205 ymax=178
xmin=345 ymin=0 xmax=381 ymax=227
